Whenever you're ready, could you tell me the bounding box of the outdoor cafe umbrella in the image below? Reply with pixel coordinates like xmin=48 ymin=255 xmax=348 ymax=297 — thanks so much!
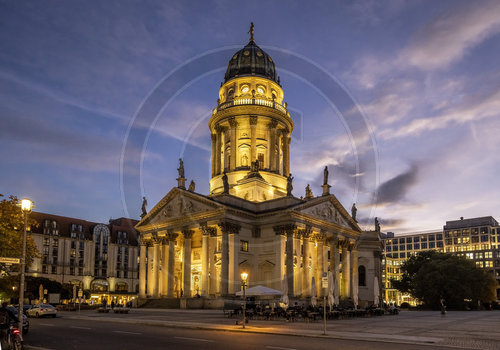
xmin=310 ymin=276 xmax=317 ymax=307
xmin=281 ymin=274 xmax=289 ymax=309
xmin=327 ymin=271 xmax=334 ymax=311
xmin=373 ymin=276 xmax=380 ymax=307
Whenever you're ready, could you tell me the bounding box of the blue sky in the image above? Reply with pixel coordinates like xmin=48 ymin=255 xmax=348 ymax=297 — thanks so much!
xmin=1 ymin=0 xmax=499 ymax=233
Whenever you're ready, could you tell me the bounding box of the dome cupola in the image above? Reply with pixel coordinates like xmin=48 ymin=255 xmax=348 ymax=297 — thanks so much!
xmin=224 ymin=23 xmax=279 ymax=85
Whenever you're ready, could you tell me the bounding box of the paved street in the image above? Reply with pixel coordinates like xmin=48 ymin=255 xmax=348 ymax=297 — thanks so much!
xmin=25 ymin=316 xmax=453 ymax=350
xmin=23 ymin=309 xmax=500 ymax=350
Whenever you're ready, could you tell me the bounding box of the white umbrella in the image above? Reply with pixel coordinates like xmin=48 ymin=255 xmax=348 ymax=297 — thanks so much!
xmin=235 ymin=285 xmax=282 ymax=296
xmin=281 ymin=274 xmax=289 ymax=309
xmin=353 ymin=274 xmax=359 ymax=309
xmin=373 ymin=276 xmax=380 ymax=307
xmin=327 ymin=271 xmax=334 ymax=311
xmin=311 ymin=277 xmax=317 ymax=307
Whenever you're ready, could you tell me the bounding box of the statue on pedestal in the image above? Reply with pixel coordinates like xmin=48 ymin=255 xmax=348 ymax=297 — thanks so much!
xmin=305 ymin=184 xmax=313 ymax=199
xmin=375 ymin=217 xmax=380 ymax=232
xmin=286 ymin=173 xmax=294 ymax=196
xmin=222 ymin=172 xmax=229 ymax=194
xmin=323 ymin=166 xmax=329 ymax=186
xmin=351 ymin=203 xmax=357 ymax=222
xmin=140 ymin=197 xmax=147 ymax=218
xmin=177 ymin=158 xmax=184 ymax=178
xmin=188 ymin=180 xmax=195 ymax=192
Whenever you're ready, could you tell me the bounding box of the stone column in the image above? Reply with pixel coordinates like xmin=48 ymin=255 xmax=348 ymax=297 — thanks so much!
xmin=211 ymin=134 xmax=217 ymax=177
xmin=182 ymin=229 xmax=194 ymax=297
xmin=218 ymin=222 xmax=241 ymax=295
xmin=302 ymin=231 xmax=311 ymax=296
xmin=268 ymin=120 xmax=277 ymax=171
xmin=351 ymin=245 xmax=358 ymax=299
xmin=166 ymin=231 xmax=178 ymax=298
xmin=229 ymin=232 xmax=239 ymax=294
xmin=215 ymin=125 xmax=222 ymax=175
xmin=200 ymin=225 xmax=213 ymax=296
xmin=147 ymin=244 xmax=154 ymax=296
xmin=139 ymin=241 xmax=147 ymax=298
xmin=275 ymin=224 xmax=296 ymax=297
xmin=285 ymin=136 xmax=291 ymax=176
xmin=209 ymin=232 xmax=217 ymax=295
xmin=161 ymin=238 xmax=169 ymax=296
xmin=341 ymin=242 xmax=350 ymax=298
xmin=250 ymin=116 xmax=257 ymax=163
xmin=276 ymin=131 xmax=281 ymax=174
xmin=229 ymin=118 xmax=237 ymax=170
xmin=152 ymin=241 xmax=160 ymax=297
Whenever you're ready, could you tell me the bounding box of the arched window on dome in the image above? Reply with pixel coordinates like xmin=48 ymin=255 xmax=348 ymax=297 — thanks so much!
xmin=358 ymin=265 xmax=366 ymax=286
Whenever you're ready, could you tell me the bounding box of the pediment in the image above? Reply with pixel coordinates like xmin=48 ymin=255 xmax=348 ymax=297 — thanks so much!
xmin=140 ymin=189 xmax=221 ymax=226
xmin=297 ymin=200 xmax=353 ymax=229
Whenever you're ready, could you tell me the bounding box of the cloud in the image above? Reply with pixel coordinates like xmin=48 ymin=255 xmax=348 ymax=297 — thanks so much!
xmin=399 ymin=1 xmax=500 ymax=70
xmin=376 ymin=165 xmax=419 ymax=205
xmin=380 ymin=89 xmax=500 ymax=139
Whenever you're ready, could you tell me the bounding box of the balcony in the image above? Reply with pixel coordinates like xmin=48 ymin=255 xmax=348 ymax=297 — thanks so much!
xmin=213 ymin=97 xmax=289 ymax=117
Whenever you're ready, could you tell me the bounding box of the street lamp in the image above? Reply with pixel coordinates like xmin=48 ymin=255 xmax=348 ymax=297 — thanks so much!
xmin=19 ymin=198 xmax=33 ymax=339
xmin=240 ymin=272 xmax=248 ymax=329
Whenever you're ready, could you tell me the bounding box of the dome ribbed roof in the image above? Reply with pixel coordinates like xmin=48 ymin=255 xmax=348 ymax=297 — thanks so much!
xmin=224 ymin=40 xmax=279 ymax=84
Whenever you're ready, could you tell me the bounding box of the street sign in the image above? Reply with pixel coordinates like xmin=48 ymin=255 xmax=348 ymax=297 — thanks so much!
xmin=0 ymin=257 xmax=20 ymax=264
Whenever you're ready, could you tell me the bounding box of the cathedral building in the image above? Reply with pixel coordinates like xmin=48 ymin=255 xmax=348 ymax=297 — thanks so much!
xmin=135 ymin=28 xmax=383 ymax=307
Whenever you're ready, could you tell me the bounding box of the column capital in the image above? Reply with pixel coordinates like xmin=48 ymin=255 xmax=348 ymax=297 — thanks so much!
xmin=228 ymin=117 xmax=238 ymax=128
xmin=182 ymin=228 xmax=194 ymax=239
xmin=249 ymin=116 xmax=258 ymax=125
xmin=151 ymin=232 xmax=161 ymax=245
xmin=273 ymin=223 xmax=296 ymax=236
xmin=297 ymin=225 xmax=313 ymax=239
xmin=218 ymin=221 xmax=241 ymax=235
xmin=166 ymin=230 xmax=178 ymax=242
xmin=200 ymin=223 xmax=217 ymax=237
xmin=268 ymin=119 xmax=278 ymax=129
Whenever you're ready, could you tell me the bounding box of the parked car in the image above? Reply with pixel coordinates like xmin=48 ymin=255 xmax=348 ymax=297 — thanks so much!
xmin=14 ymin=304 xmax=33 ymax=315
xmin=27 ymin=304 xmax=57 ymax=318
xmin=7 ymin=306 xmax=29 ymax=334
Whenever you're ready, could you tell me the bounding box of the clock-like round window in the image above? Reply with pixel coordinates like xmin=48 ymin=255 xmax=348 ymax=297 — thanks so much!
xmin=241 ymin=85 xmax=249 ymax=93
xmin=257 ymin=86 xmax=265 ymax=94
xmin=244 ymin=50 xmax=250 ymax=56
xmin=257 ymin=51 xmax=263 ymax=57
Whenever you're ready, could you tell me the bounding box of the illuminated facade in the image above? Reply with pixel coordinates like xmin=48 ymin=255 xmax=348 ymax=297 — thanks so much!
xmin=135 ymin=29 xmax=383 ymax=307
xmin=27 ymin=212 xmax=140 ymax=304
xmin=383 ymin=216 xmax=500 ymax=305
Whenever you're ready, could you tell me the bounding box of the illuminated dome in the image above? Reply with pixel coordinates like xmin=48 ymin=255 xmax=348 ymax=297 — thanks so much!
xmin=224 ymin=39 xmax=279 ymax=84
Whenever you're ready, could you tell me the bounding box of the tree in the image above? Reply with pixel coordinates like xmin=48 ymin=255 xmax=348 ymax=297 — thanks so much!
xmin=391 ymin=251 xmax=497 ymax=309
xmin=0 ymin=194 xmax=40 ymax=273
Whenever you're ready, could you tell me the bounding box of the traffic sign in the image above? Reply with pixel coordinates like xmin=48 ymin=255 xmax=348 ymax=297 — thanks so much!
xmin=0 ymin=257 xmax=20 ymax=264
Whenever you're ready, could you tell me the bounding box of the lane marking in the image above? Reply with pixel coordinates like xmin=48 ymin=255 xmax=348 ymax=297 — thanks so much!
xmin=265 ymin=347 xmax=297 ymax=350
xmin=26 ymin=346 xmax=56 ymax=350
xmin=174 ymin=336 xmax=214 ymax=343
xmin=112 ymin=330 xmax=142 ymax=335
xmin=39 ymin=323 xmax=55 ymax=327
xmin=70 ymin=326 xmax=91 ymax=330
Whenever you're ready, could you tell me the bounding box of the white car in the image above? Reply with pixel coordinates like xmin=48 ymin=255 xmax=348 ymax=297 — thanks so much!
xmin=27 ymin=304 xmax=57 ymax=318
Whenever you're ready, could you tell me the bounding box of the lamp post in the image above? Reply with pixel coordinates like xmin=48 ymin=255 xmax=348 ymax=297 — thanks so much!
xmin=240 ymin=272 xmax=248 ymax=329
xmin=19 ymin=198 xmax=33 ymax=339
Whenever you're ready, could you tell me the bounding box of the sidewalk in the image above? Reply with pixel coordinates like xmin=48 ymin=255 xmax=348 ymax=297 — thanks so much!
xmin=61 ymin=309 xmax=500 ymax=349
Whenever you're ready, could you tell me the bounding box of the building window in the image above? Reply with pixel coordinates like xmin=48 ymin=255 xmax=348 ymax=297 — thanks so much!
xmin=42 ymin=265 xmax=48 ymax=274
xmin=78 ymin=267 xmax=83 ymax=276
xmin=240 ymin=240 xmax=249 ymax=252
xmin=51 ymin=266 xmax=57 ymax=274
xmin=258 ymin=153 xmax=264 ymax=169
xmin=358 ymin=265 xmax=366 ymax=286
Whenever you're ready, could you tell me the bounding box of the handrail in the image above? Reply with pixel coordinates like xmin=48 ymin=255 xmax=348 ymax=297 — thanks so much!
xmin=213 ymin=98 xmax=289 ymax=117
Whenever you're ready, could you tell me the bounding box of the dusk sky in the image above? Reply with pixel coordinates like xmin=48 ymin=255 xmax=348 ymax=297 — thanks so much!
xmin=1 ymin=0 xmax=499 ymax=234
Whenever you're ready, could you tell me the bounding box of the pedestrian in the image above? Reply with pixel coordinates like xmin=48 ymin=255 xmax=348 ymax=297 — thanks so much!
xmin=111 ymin=300 xmax=115 ymax=309
xmin=440 ymin=298 xmax=446 ymax=315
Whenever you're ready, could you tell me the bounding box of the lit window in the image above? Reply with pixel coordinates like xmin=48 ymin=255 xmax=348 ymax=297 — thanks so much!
xmin=240 ymin=240 xmax=248 ymax=252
